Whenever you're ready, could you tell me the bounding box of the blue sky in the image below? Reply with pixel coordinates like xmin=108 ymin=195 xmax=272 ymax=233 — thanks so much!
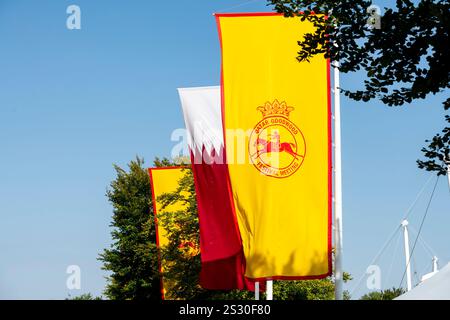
xmin=0 ymin=0 xmax=448 ymax=299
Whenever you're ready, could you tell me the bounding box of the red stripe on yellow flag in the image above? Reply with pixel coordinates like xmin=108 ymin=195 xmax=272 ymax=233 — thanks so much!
xmin=216 ymin=13 xmax=332 ymax=280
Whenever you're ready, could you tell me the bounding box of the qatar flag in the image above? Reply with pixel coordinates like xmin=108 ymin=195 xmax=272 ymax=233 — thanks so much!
xmin=178 ymin=86 xmax=257 ymax=291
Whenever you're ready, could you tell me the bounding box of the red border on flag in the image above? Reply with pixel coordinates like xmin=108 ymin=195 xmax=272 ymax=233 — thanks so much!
xmin=215 ymin=12 xmax=333 ymax=281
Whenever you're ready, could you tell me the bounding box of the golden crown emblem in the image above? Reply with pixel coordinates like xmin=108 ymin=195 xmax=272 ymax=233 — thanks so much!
xmin=257 ymin=99 xmax=294 ymax=118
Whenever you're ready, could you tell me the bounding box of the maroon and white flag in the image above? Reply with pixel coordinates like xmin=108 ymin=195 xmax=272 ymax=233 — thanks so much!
xmin=178 ymin=86 xmax=257 ymax=290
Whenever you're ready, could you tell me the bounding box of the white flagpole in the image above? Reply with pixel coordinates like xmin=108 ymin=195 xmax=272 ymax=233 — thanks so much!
xmin=401 ymin=220 xmax=412 ymax=291
xmin=266 ymin=280 xmax=273 ymax=300
xmin=255 ymin=282 xmax=260 ymax=300
xmin=333 ymin=61 xmax=344 ymax=300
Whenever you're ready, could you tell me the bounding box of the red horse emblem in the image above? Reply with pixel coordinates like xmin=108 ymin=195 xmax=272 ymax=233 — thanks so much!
xmin=249 ymin=100 xmax=306 ymax=178
xmin=252 ymin=132 xmax=303 ymax=160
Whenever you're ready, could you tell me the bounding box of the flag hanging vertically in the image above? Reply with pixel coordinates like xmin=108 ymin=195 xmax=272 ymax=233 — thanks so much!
xmin=216 ymin=13 xmax=332 ymax=280
xmin=149 ymin=166 xmax=191 ymax=299
xmin=178 ymin=86 xmax=259 ymax=291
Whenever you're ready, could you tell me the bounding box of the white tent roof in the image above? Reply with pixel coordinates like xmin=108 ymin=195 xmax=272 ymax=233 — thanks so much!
xmin=396 ymin=262 xmax=450 ymax=300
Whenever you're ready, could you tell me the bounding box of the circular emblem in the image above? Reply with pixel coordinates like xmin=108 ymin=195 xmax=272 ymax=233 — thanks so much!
xmin=248 ymin=100 xmax=306 ymax=178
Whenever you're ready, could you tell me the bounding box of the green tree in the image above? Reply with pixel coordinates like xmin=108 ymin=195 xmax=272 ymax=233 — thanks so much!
xmin=274 ymin=279 xmax=335 ymax=300
xmin=99 ymin=156 xmax=173 ymax=300
xmin=66 ymin=293 xmax=102 ymax=300
xmin=268 ymin=0 xmax=449 ymax=175
xmin=360 ymin=287 xmax=405 ymax=300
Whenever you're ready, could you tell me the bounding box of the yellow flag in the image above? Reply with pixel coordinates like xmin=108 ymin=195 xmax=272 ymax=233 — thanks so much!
xmin=149 ymin=167 xmax=192 ymax=299
xmin=216 ymin=13 xmax=332 ymax=280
